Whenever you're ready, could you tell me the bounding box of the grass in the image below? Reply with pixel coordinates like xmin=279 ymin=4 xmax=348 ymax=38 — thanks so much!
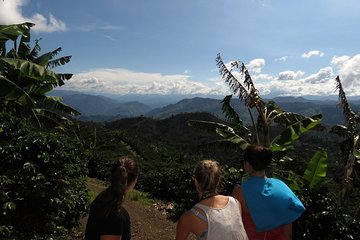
xmin=127 ymin=189 xmax=155 ymax=205
xmin=87 ymin=177 xmax=155 ymax=205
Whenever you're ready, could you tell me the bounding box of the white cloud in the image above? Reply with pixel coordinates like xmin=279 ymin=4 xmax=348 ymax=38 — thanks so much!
xmin=78 ymin=23 xmax=123 ymax=32
xmin=0 ymin=0 xmax=66 ymax=32
xmin=301 ymin=50 xmax=324 ymax=58
xmin=331 ymin=55 xmax=350 ymax=68
xmin=332 ymin=54 xmax=360 ymax=91
xmin=103 ymin=35 xmax=117 ymax=42
xmin=60 ymin=68 xmax=228 ymax=96
xmin=254 ymin=67 xmax=336 ymax=97
xmin=304 ymin=67 xmax=333 ymax=84
xmin=246 ymin=58 xmax=265 ymax=73
xmin=252 ymin=74 xmax=274 ymax=82
xmin=275 ymin=56 xmax=288 ymax=61
xmin=278 ymin=70 xmax=305 ymax=80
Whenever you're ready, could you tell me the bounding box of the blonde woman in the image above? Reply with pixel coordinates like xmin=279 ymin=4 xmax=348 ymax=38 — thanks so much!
xmin=176 ymin=160 xmax=248 ymax=240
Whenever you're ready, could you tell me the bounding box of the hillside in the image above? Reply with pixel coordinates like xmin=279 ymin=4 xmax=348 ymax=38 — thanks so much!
xmin=51 ymin=90 xmax=360 ymax=125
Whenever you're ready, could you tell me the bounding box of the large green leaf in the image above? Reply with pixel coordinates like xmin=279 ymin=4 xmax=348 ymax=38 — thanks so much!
xmin=188 ymin=119 xmax=249 ymax=150
xmin=34 ymin=47 xmax=66 ymax=67
xmin=215 ymin=128 xmax=249 ymax=150
xmin=33 ymin=95 xmax=80 ymax=116
xmin=221 ymin=95 xmax=242 ymax=125
xmin=1 ymin=58 xmax=62 ymax=86
xmin=0 ymin=22 xmax=34 ymax=42
xmin=303 ymin=149 xmax=328 ymax=188
xmin=47 ymin=56 xmax=71 ymax=69
xmin=0 ymin=76 xmax=34 ymax=107
xmin=33 ymin=108 xmax=74 ymax=129
xmin=271 ymin=114 xmax=322 ymax=151
xmin=187 ymin=120 xmax=232 ymax=133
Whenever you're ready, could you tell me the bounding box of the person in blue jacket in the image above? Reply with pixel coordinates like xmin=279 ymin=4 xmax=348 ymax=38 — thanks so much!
xmin=232 ymin=144 xmax=305 ymax=240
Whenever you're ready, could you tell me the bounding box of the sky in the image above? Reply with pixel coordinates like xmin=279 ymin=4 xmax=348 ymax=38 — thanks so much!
xmin=1 ymin=0 xmax=360 ymax=99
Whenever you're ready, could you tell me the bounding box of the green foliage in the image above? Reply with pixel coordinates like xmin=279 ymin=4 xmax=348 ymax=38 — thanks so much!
xmin=0 ymin=113 xmax=90 ymax=239
xmin=330 ymin=76 xmax=360 ymax=206
xmin=0 ymin=23 xmax=78 ymax=129
xmin=294 ymin=187 xmax=360 ymax=240
xmin=303 ymin=149 xmax=328 ymax=188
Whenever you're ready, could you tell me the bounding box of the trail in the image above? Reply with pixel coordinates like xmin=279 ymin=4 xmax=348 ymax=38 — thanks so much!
xmin=76 ymin=179 xmax=197 ymax=240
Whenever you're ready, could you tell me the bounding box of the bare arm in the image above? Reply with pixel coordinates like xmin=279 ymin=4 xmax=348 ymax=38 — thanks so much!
xmin=100 ymin=235 xmax=122 ymax=240
xmin=283 ymin=223 xmax=292 ymax=240
xmin=232 ymin=185 xmax=246 ymax=211
xmin=176 ymin=212 xmax=191 ymax=240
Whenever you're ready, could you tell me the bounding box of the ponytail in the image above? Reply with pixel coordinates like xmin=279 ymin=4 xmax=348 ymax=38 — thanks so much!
xmin=94 ymin=156 xmax=138 ymax=217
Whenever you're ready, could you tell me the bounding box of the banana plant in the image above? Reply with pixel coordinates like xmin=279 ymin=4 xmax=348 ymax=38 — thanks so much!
xmin=330 ymin=76 xmax=360 ymax=206
xmin=0 ymin=22 xmax=79 ymax=128
xmin=188 ymin=54 xmax=323 ymax=158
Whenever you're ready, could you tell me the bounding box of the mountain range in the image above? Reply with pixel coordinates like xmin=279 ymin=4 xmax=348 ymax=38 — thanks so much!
xmin=50 ymin=90 xmax=360 ymax=125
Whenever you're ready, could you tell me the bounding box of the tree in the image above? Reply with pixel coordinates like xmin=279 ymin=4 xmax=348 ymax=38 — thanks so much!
xmin=0 ymin=22 xmax=89 ymax=239
xmin=0 ymin=22 xmax=79 ymax=129
xmin=188 ymin=54 xmax=323 ymax=160
xmin=330 ymin=76 xmax=360 ymax=206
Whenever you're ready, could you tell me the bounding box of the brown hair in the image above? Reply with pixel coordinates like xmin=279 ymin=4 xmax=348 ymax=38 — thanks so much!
xmin=243 ymin=144 xmax=272 ymax=171
xmin=95 ymin=156 xmax=138 ymax=216
xmin=193 ymin=160 xmax=221 ymax=195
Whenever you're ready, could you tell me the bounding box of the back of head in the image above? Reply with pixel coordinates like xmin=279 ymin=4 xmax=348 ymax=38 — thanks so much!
xmin=110 ymin=155 xmax=138 ymax=192
xmin=194 ymin=160 xmax=221 ymax=194
xmin=243 ymin=144 xmax=272 ymax=171
xmin=96 ymin=156 xmax=138 ymax=216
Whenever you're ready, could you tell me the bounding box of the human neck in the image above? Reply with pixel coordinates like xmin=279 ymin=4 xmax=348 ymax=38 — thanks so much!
xmin=250 ymin=170 xmax=266 ymax=177
xmin=199 ymin=192 xmax=217 ymax=201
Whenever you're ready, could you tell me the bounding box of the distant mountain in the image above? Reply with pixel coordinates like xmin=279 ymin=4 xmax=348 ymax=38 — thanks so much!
xmin=146 ymin=97 xmax=227 ymax=119
xmin=49 ymin=90 xmax=360 ymax=125
xmin=49 ymin=90 xmax=152 ymax=118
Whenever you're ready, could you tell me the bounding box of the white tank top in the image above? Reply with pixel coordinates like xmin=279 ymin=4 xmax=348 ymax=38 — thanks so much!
xmin=194 ymin=196 xmax=248 ymax=240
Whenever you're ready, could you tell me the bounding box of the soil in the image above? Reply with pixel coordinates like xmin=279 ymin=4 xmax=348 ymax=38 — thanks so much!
xmin=72 ymin=179 xmax=196 ymax=240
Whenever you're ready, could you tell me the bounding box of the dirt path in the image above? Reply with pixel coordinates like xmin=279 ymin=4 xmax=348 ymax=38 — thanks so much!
xmin=76 ymin=179 xmax=196 ymax=240
xmin=124 ymin=198 xmax=177 ymax=239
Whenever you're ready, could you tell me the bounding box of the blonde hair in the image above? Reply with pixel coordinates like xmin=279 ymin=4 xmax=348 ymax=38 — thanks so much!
xmin=193 ymin=160 xmax=221 ymax=195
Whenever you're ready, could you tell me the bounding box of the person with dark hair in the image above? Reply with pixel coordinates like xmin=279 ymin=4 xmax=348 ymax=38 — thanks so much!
xmin=176 ymin=160 xmax=248 ymax=240
xmin=85 ymin=156 xmax=138 ymax=240
xmin=232 ymin=144 xmax=305 ymax=240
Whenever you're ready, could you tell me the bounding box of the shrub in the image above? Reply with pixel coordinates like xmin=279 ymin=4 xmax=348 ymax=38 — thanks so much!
xmin=0 ymin=113 xmax=90 ymax=239
xmin=294 ymin=187 xmax=360 ymax=239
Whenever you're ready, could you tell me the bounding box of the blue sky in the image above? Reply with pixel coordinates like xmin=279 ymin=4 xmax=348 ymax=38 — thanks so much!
xmin=1 ymin=0 xmax=360 ymax=98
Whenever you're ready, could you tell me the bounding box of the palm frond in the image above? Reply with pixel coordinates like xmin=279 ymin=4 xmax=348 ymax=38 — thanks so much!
xmin=47 ymin=56 xmax=71 ymax=69
xmin=336 ymin=76 xmax=358 ymax=132
xmin=216 ymin=54 xmax=250 ymax=103
xmin=221 ymin=95 xmax=243 ymax=125
xmin=28 ymin=39 xmax=41 ymax=62
xmin=34 ymin=47 xmax=62 ymax=67
xmin=32 ymin=94 xmax=80 ymax=116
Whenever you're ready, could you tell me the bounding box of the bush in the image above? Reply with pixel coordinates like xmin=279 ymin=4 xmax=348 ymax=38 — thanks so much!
xmin=294 ymin=187 xmax=360 ymax=240
xmin=0 ymin=113 xmax=90 ymax=239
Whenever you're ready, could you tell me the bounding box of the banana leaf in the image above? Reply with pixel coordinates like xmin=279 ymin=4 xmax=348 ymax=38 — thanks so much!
xmin=187 ymin=120 xmax=232 ymax=132
xmin=271 ymin=114 xmax=322 ymax=152
xmin=303 ymin=149 xmax=328 ymax=188
xmin=0 ymin=76 xmax=34 ymax=107
xmin=1 ymin=58 xmax=60 ymax=85
xmin=215 ymin=128 xmax=249 ymax=150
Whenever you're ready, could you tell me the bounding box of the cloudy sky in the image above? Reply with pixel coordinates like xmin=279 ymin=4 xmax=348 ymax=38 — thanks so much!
xmin=1 ymin=0 xmax=360 ymax=98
